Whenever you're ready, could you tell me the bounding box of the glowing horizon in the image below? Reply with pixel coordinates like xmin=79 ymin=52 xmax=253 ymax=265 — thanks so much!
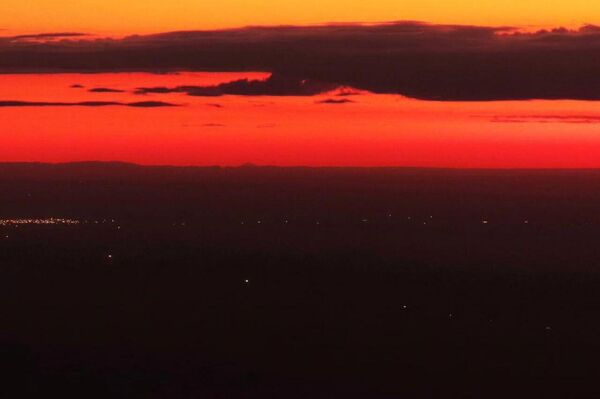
xmin=3 ymin=72 xmax=600 ymax=169
xmin=3 ymin=2 xmax=600 ymax=169
xmin=1 ymin=0 xmax=598 ymax=35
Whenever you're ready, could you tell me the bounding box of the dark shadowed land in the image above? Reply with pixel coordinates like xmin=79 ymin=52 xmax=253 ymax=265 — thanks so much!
xmin=1 ymin=162 xmax=600 ymax=398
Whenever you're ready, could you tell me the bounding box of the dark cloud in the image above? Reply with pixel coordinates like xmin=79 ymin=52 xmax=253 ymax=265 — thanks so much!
xmin=89 ymin=87 xmax=126 ymax=93
xmin=202 ymin=123 xmax=225 ymax=127
xmin=316 ymin=98 xmax=354 ymax=104
xmin=4 ymin=22 xmax=600 ymax=100
xmin=127 ymin=101 xmax=179 ymax=107
xmin=0 ymin=100 xmax=177 ymax=107
xmin=1 ymin=32 xmax=88 ymax=43
xmin=135 ymin=74 xmax=337 ymax=97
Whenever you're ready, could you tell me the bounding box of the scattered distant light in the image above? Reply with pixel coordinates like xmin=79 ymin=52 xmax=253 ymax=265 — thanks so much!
xmin=524 ymin=220 xmax=529 ymax=224
xmin=545 ymin=326 xmax=552 ymax=331
xmin=448 ymin=313 xmax=453 ymax=318
xmin=107 ymin=254 xmax=113 ymax=259
xmin=361 ymin=219 xmax=369 ymax=223
xmin=402 ymin=305 xmax=408 ymax=310
xmin=244 ymin=279 xmax=250 ymax=284
xmin=482 ymin=220 xmax=489 ymax=224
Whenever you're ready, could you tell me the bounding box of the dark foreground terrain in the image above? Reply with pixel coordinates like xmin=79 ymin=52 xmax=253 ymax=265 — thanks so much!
xmin=1 ymin=162 xmax=600 ymax=398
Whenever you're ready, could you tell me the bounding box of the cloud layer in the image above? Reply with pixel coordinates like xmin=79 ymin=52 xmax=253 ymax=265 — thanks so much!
xmin=135 ymin=73 xmax=338 ymax=96
xmin=89 ymin=87 xmax=126 ymax=93
xmin=492 ymin=115 xmax=600 ymax=124
xmin=3 ymin=22 xmax=600 ymax=100
xmin=0 ymin=101 xmax=177 ymax=107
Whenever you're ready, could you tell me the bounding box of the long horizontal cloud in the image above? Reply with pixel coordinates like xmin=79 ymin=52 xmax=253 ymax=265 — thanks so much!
xmin=135 ymin=73 xmax=337 ymax=96
xmin=0 ymin=32 xmax=88 ymax=43
xmin=88 ymin=87 xmax=126 ymax=93
xmin=492 ymin=115 xmax=600 ymax=124
xmin=3 ymin=22 xmax=600 ymax=100
xmin=316 ymin=98 xmax=354 ymax=104
xmin=0 ymin=101 xmax=177 ymax=107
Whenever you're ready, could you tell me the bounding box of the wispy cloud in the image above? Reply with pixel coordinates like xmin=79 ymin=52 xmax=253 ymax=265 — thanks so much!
xmin=0 ymin=100 xmax=178 ymax=107
xmin=2 ymin=32 xmax=88 ymax=43
xmin=89 ymin=87 xmax=126 ymax=93
xmin=316 ymin=98 xmax=354 ymax=104
xmin=491 ymin=115 xmax=600 ymax=124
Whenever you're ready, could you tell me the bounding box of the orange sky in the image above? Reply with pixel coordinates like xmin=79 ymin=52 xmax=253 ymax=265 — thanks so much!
xmin=2 ymin=2 xmax=600 ymax=168
xmin=3 ymin=73 xmax=600 ymax=168
xmin=0 ymin=0 xmax=596 ymax=35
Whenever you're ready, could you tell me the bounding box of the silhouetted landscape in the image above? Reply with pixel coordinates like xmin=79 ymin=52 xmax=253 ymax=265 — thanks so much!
xmin=1 ymin=162 xmax=600 ymax=398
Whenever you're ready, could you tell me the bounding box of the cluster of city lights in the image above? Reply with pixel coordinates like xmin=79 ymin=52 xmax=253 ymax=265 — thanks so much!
xmin=0 ymin=218 xmax=81 ymax=226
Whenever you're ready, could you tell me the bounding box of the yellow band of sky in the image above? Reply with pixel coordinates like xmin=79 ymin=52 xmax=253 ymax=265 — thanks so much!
xmin=0 ymin=0 xmax=595 ymax=35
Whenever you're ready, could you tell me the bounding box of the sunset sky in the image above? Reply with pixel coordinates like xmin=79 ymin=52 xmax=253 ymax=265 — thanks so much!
xmin=1 ymin=0 xmax=597 ymax=34
xmin=2 ymin=2 xmax=600 ymax=168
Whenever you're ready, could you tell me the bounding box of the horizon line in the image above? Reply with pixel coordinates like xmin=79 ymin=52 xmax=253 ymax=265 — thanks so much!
xmin=5 ymin=160 xmax=600 ymax=172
